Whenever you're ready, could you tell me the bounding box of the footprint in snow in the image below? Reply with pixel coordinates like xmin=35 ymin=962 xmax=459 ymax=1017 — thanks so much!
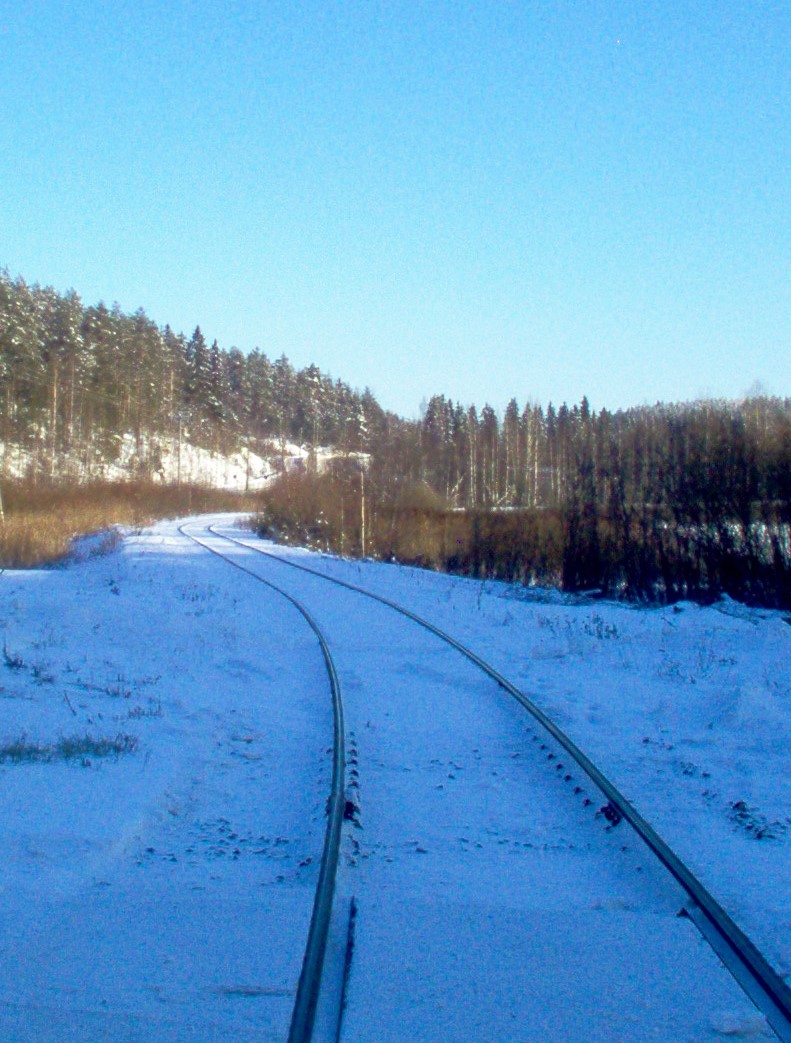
xmin=710 ymin=1011 xmax=770 ymax=1038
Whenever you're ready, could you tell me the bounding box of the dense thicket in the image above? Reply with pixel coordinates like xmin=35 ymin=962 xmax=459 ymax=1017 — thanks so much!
xmin=263 ymin=395 xmax=791 ymax=606
xmin=2 ymin=269 xmax=789 ymax=605
xmin=411 ymin=393 xmax=791 ymax=598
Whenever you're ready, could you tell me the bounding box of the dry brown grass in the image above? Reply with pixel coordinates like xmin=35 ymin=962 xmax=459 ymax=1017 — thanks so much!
xmin=253 ymin=472 xmax=565 ymax=582
xmin=0 ymin=481 xmax=255 ymax=568
xmin=1 ymin=507 xmax=125 ymax=568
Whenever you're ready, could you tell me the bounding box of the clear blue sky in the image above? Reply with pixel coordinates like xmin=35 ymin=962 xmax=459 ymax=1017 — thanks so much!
xmin=1 ymin=1 xmax=788 ymax=417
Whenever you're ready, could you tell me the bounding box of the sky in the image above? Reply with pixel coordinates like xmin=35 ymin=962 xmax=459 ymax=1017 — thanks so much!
xmin=0 ymin=1 xmax=788 ymax=418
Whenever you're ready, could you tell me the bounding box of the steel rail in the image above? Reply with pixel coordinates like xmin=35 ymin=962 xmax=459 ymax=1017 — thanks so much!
xmin=209 ymin=524 xmax=791 ymax=1042
xmin=178 ymin=524 xmax=345 ymax=1043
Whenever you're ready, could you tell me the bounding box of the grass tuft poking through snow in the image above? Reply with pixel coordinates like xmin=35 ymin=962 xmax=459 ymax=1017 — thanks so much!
xmin=2 ymin=642 xmax=25 ymax=670
xmin=0 ymin=732 xmax=139 ymax=764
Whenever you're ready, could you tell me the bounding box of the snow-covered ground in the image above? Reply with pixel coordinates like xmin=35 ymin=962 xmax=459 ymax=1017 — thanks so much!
xmin=0 ymin=436 xmax=365 ymax=491
xmin=0 ymin=514 xmax=787 ymax=1040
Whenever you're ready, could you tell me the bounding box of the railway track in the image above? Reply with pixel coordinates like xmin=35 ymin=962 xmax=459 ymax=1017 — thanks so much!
xmin=178 ymin=524 xmax=346 ymax=1043
xmin=200 ymin=520 xmax=791 ymax=1043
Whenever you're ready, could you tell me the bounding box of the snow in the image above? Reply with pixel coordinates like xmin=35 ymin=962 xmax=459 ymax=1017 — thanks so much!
xmin=0 ymin=521 xmax=330 ymax=1038
xmin=0 ymin=514 xmax=787 ymax=1040
xmin=0 ymin=436 xmax=364 ymax=491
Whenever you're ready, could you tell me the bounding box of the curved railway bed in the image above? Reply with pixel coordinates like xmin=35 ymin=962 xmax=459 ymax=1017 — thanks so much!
xmin=178 ymin=523 xmax=346 ymax=1043
xmin=199 ymin=517 xmax=790 ymax=1042
xmin=0 ymin=520 xmax=338 ymax=1041
xmin=2 ymin=514 xmax=784 ymax=1040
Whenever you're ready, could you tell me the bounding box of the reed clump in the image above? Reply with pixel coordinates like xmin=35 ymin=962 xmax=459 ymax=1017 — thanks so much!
xmin=0 ymin=480 xmax=253 ymax=568
xmin=254 ymin=471 xmax=791 ymax=609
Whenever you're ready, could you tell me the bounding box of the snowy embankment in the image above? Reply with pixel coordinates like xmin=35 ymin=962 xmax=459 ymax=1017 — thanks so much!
xmin=0 ymin=520 xmax=330 ymax=1039
xmin=0 ymin=436 xmax=359 ymax=491
xmin=0 ymin=514 xmax=786 ymax=1040
xmin=272 ymin=539 xmax=791 ymax=985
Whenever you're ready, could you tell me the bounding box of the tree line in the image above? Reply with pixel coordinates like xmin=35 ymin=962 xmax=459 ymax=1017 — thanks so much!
xmin=0 ymin=269 xmax=385 ymax=478
xmin=262 ymin=390 xmax=791 ymax=607
xmin=348 ymin=393 xmax=791 ymax=606
xmin=2 ymin=268 xmax=790 ymax=605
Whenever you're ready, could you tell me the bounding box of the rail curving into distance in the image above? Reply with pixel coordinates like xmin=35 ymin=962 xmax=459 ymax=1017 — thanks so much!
xmin=209 ymin=523 xmax=791 ymax=1043
xmin=178 ymin=524 xmax=345 ymax=1043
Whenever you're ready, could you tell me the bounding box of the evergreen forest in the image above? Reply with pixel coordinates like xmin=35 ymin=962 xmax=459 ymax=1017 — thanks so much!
xmin=2 ymin=269 xmax=790 ymax=607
